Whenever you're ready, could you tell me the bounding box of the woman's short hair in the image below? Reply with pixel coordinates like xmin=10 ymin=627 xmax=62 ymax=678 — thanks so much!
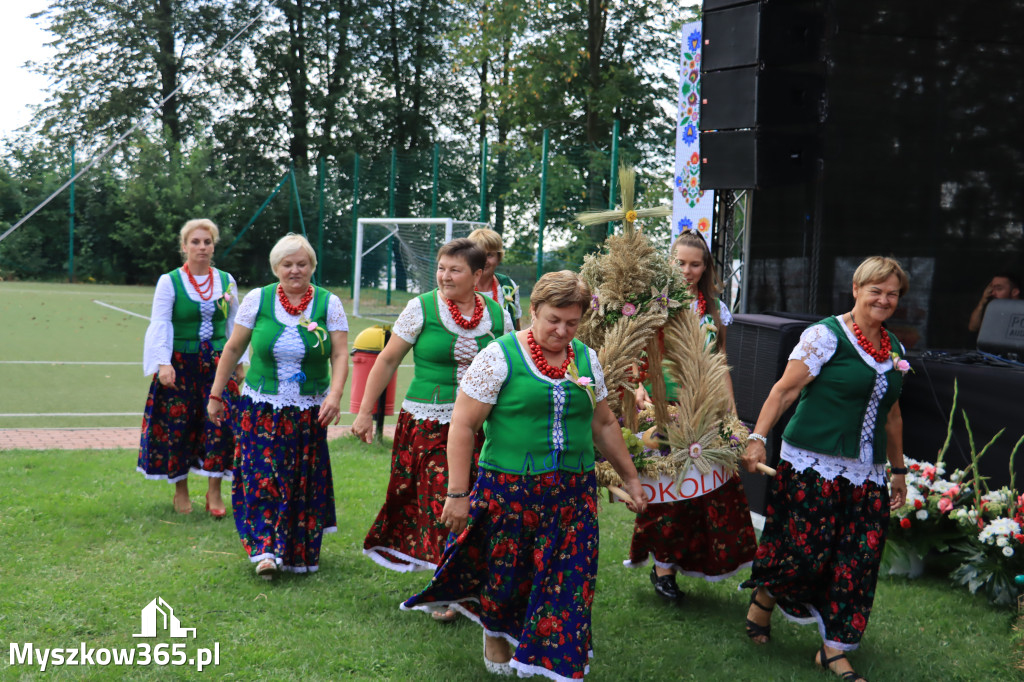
xmin=530 ymin=271 xmax=592 ymax=313
xmin=467 ymin=228 xmax=504 ymax=263
xmin=269 ymin=233 xmax=318 ymax=272
xmin=437 ymin=238 xmax=486 ymax=273
xmin=853 ymin=256 xmax=909 ymax=296
xmin=180 ymin=219 xmax=220 ymax=250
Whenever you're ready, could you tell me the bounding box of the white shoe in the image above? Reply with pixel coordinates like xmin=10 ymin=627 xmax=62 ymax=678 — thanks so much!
xmin=483 ymin=632 xmax=514 ymax=676
xmin=255 ymin=558 xmax=277 ymax=581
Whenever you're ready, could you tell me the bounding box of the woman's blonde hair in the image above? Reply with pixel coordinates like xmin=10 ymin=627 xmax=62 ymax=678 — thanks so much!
xmin=179 ymin=219 xmax=220 ymax=254
xmin=672 ymin=230 xmax=726 ymax=352
xmin=467 ymin=228 xmax=504 ymax=263
xmin=853 ymin=256 xmax=909 ymax=296
xmin=530 ymin=271 xmax=592 ymax=313
xmin=269 ymin=233 xmax=318 ymax=273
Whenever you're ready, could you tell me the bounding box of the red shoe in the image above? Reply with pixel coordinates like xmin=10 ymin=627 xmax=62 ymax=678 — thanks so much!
xmin=205 ymin=492 xmax=227 ymax=519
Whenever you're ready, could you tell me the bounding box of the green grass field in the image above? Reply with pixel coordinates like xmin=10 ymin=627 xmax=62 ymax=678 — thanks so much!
xmin=0 ymin=282 xmax=414 ymax=429
xmin=0 ymin=438 xmax=1018 ymax=681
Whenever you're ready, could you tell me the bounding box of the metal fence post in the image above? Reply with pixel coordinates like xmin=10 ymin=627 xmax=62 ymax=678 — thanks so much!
xmin=350 ymin=154 xmax=360 ymax=298
xmin=537 ymin=129 xmax=550 ymax=282
xmin=480 ymin=137 xmax=488 ymax=223
xmin=607 ymin=119 xmax=620 ymax=237
xmin=68 ymin=145 xmax=75 ymax=282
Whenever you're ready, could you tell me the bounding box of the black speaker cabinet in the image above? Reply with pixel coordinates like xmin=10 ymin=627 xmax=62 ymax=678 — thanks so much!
xmin=727 ymin=312 xmax=817 ymax=514
xmin=702 ymin=1 xmax=825 ymax=72
xmin=977 ymin=299 xmax=1024 ymax=358
xmin=699 ymin=129 xmax=819 ymax=189
xmin=701 ymin=67 xmax=824 ymax=131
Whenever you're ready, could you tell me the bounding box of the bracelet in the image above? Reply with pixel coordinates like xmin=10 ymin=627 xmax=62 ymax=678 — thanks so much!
xmin=889 ymin=466 xmax=908 ymax=475
xmin=208 ymin=395 xmax=224 ymax=404
xmin=747 ymin=433 xmax=767 ymax=446
xmin=446 ymin=491 xmax=470 ymax=499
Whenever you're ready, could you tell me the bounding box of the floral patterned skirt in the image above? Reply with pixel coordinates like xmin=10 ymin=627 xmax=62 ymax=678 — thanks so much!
xmin=403 ymin=469 xmax=599 ymax=682
xmin=137 ymin=343 xmax=238 ymax=482
xmin=363 ymin=410 xmax=482 ymax=572
xmin=626 ymin=474 xmax=756 ymax=581
xmin=231 ymin=395 xmax=336 ymax=573
xmin=739 ymin=460 xmax=890 ymax=650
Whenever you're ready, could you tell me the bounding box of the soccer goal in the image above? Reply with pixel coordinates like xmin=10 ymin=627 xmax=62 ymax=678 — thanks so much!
xmin=352 ymin=218 xmax=489 ymax=319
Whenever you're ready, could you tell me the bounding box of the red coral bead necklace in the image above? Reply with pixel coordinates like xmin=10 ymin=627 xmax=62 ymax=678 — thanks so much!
xmin=278 ymin=284 xmax=313 ymax=316
xmin=446 ymin=294 xmax=484 ymax=329
xmin=527 ymin=330 xmax=574 ymax=379
xmin=849 ymin=312 xmax=891 ymax=362
xmin=694 ymin=290 xmax=707 ymax=317
xmin=476 ymin=275 xmax=499 ymax=303
xmin=183 ymin=263 xmax=214 ymax=301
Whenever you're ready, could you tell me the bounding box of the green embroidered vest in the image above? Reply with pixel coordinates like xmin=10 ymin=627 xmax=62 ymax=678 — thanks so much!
xmin=169 ymin=268 xmax=230 ymax=352
xmin=478 ymin=335 xmax=596 ymax=475
xmin=782 ymin=316 xmax=903 ymax=463
xmin=245 ymin=284 xmax=332 ymax=396
xmin=405 ymin=290 xmax=506 ymax=404
xmin=494 ymin=271 xmax=518 ymax=323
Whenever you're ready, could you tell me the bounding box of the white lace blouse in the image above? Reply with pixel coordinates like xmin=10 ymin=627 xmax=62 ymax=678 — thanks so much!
xmin=460 ymin=340 xmax=608 ymax=406
xmin=234 ymin=288 xmax=349 ymax=410
xmin=392 ymin=292 xmax=516 ymax=423
xmin=142 ymin=268 xmax=248 ymax=375
xmin=782 ymin=316 xmax=905 ymax=485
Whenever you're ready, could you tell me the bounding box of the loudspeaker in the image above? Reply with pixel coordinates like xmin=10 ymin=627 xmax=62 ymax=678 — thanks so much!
xmin=726 ymin=312 xmax=816 ymax=514
xmin=977 ymin=299 xmax=1024 ymax=358
xmin=702 ymin=1 xmax=824 ymax=72
xmin=701 ymin=68 xmax=824 ymax=131
xmin=699 ymin=129 xmax=819 ymax=190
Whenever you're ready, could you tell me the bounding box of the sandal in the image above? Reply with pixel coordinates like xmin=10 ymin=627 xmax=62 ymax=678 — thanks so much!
xmin=483 ymin=631 xmax=513 ymax=676
xmin=255 ymin=558 xmax=277 ymax=581
xmin=745 ymin=588 xmax=773 ymax=643
xmin=816 ymin=645 xmax=866 ymax=681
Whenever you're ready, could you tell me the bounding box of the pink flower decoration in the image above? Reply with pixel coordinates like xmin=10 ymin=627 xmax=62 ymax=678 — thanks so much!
xmin=576 ymin=376 xmax=592 ymax=387
xmin=688 ymin=443 xmax=702 ymax=459
xmin=938 ymin=497 xmax=953 ymax=514
xmin=896 ymin=359 xmax=911 ymax=373
xmin=306 ymin=322 xmax=318 ymax=332
xmin=621 ymin=303 xmax=637 ymax=317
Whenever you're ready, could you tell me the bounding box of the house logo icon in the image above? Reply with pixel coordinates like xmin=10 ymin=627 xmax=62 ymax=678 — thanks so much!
xmin=132 ymin=597 xmax=197 ymax=639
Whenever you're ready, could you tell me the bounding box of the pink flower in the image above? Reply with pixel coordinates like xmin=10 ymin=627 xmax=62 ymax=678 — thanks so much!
xmin=306 ymin=321 xmax=318 ymax=332
xmin=896 ymin=359 xmax=911 ymax=373
xmin=688 ymin=443 xmax=702 ymax=459
xmin=576 ymin=377 xmax=592 ymax=387
xmin=621 ymin=303 xmax=637 ymax=317
xmin=938 ymin=497 xmax=953 ymax=513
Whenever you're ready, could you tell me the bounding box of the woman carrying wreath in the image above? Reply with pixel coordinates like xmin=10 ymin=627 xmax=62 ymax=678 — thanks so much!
xmin=138 ymin=218 xmax=245 ymax=517
xmin=468 ymin=227 xmax=522 ymax=330
xmin=740 ymin=256 xmax=910 ymax=682
xmin=355 ymin=239 xmax=514 ymax=589
xmin=401 ymin=271 xmax=646 ymax=681
xmin=628 ymin=230 xmax=757 ymax=601
xmin=207 ymin=233 xmax=349 ymax=579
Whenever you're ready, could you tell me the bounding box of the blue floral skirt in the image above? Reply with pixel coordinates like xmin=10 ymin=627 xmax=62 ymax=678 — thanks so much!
xmin=231 ymin=395 xmax=336 ymax=573
xmin=739 ymin=460 xmax=890 ymax=650
xmin=137 ymin=343 xmax=237 ymax=482
xmin=403 ymin=469 xmax=599 ymax=682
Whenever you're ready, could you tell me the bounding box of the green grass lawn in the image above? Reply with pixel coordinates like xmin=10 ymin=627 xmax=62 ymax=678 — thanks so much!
xmin=0 ymin=437 xmax=1018 ymax=681
xmin=0 ymin=282 xmax=412 ymax=429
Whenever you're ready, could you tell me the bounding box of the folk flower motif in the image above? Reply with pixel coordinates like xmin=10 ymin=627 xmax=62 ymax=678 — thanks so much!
xmin=621 ymin=302 xmax=637 ymax=317
xmin=649 ymin=285 xmax=683 ymax=313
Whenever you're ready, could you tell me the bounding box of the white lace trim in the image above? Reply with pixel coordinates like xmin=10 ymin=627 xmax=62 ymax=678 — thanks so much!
xmin=391 ymin=291 xmax=513 ymax=344
xmin=237 ymin=289 xmax=348 ymax=409
xmin=780 ymin=443 xmax=888 ymax=486
xmin=788 ymin=324 xmax=839 ymax=377
xmin=400 ymin=400 xmax=456 ymax=423
xmin=460 ymin=340 xmax=607 ymax=405
xmin=692 ymin=299 xmax=732 ymax=326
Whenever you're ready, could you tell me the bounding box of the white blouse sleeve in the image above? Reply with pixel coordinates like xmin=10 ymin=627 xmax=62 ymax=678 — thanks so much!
xmin=142 ymin=274 xmax=174 ymax=375
xmin=719 ymin=301 xmax=734 ymax=326
xmin=327 ymin=295 xmax=349 ymax=332
xmin=459 ymin=343 xmax=509 ymax=405
xmin=789 ymin=324 xmax=838 ymax=377
xmin=235 ymin=289 xmax=261 ymax=329
xmin=590 ymin=348 xmax=609 ymax=403
xmin=501 ymin=308 xmax=515 ymax=335
xmin=223 ymin=273 xmax=250 ymax=365
xmin=392 ymin=298 xmax=424 ymax=344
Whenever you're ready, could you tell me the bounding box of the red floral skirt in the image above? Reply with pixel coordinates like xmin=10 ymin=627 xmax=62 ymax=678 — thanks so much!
xmin=363 ymin=410 xmax=483 ymax=572
xmin=740 ymin=460 xmax=890 ymax=650
xmin=137 ymin=343 xmax=238 ymax=483
xmin=626 ymin=474 xmax=756 ymax=580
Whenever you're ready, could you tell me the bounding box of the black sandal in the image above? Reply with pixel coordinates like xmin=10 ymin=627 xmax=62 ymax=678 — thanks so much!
xmin=744 ymin=589 xmax=773 ymax=643
xmin=816 ymin=645 xmax=866 ymax=681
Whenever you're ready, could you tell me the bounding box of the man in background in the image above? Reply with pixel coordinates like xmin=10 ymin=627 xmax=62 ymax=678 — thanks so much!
xmin=968 ymin=272 xmax=1021 ymax=332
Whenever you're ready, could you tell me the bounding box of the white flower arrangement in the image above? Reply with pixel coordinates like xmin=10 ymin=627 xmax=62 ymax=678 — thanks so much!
xmin=977 ymin=517 xmax=1021 ymax=546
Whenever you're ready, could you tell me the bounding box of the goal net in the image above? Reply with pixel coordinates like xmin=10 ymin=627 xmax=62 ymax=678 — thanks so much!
xmin=352 ymin=218 xmax=489 ymax=319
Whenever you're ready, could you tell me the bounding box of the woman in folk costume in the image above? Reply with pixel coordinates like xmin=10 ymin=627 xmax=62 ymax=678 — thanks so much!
xmin=628 ymin=230 xmax=757 ymax=600
xmin=208 ymin=233 xmax=349 ymax=579
xmin=401 ymin=271 xmax=647 ymax=681
xmin=468 ymin=227 xmax=522 ymax=330
xmin=138 ymin=218 xmax=245 ymax=517
xmin=354 ymin=239 xmax=514 ymax=610
xmin=740 ymin=256 xmax=909 ymax=682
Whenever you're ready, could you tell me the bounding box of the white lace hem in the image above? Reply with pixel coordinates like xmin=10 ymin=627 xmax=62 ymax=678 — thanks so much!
xmin=779 ymin=442 xmax=888 ymax=486
xmin=241 ymin=385 xmax=327 ymax=411
xmin=400 ymin=400 xmax=455 ymax=423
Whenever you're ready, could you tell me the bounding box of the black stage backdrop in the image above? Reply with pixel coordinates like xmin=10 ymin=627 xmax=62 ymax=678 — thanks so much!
xmin=742 ymin=1 xmax=1024 ymax=352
